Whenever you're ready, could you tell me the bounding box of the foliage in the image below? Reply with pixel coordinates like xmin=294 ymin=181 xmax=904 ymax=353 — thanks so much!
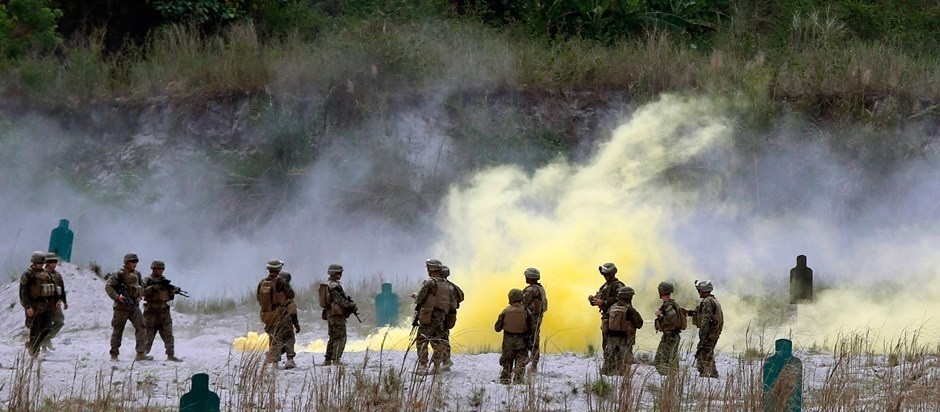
xmin=0 ymin=0 xmax=62 ymax=59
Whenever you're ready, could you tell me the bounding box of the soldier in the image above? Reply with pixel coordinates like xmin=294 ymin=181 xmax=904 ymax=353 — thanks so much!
xmin=142 ymin=260 xmax=183 ymax=362
xmin=105 ymin=252 xmax=152 ymax=361
xmin=689 ymin=280 xmax=724 ymax=378
xmin=653 ymin=281 xmax=682 ymax=375
xmin=256 ymin=259 xmax=296 ymax=369
xmin=322 ymin=264 xmax=357 ymax=366
xmin=19 ymin=251 xmax=55 ymax=356
xmin=494 ymin=288 xmax=535 ymax=385
xmin=588 ymin=262 xmax=625 ymax=369
xmin=412 ymin=259 xmax=452 ymax=375
xmin=603 ymin=286 xmax=643 ymax=375
xmin=43 ymin=253 xmax=67 ymax=351
xmin=521 ymin=267 xmax=547 ymax=371
xmin=277 ymin=271 xmax=301 ymax=337
xmin=439 ymin=265 xmax=464 ymax=372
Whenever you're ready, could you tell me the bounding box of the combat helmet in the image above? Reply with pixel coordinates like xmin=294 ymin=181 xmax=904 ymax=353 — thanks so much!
xmin=278 ymin=271 xmax=293 ymax=282
xmin=425 ymin=259 xmax=443 ymax=270
xmin=617 ymin=286 xmax=635 ymax=299
xmin=524 ymin=267 xmax=541 ymax=280
xmin=327 ymin=264 xmax=343 ymax=275
xmin=657 ymin=281 xmax=674 ymax=295
xmin=43 ymin=252 xmax=59 ymax=263
xmin=694 ymin=279 xmax=714 ymax=292
xmin=123 ymin=252 xmax=139 ymax=263
xmin=151 ymin=260 xmax=166 ymax=269
xmin=599 ymin=262 xmax=618 ymax=276
xmin=30 ymin=251 xmax=46 ymax=264
xmin=508 ymin=288 xmax=524 ymax=303
xmin=266 ymin=259 xmax=284 ymax=271
xmin=441 ymin=265 xmax=450 ymax=277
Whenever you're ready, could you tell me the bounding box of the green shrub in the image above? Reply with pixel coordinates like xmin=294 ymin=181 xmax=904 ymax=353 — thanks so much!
xmin=0 ymin=0 xmax=62 ymax=59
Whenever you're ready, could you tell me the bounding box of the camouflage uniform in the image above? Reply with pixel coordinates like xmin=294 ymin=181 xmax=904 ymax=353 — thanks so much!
xmin=44 ymin=253 xmax=67 ymax=349
xmin=495 ymin=289 xmax=536 ymax=384
xmin=654 ymin=298 xmax=682 ymax=375
xmin=142 ymin=260 xmax=181 ymax=360
xmin=692 ymin=282 xmax=724 ymax=378
xmin=19 ymin=252 xmax=56 ymax=356
xmin=105 ymin=254 xmax=149 ymax=360
xmin=521 ymin=268 xmax=547 ymax=369
xmin=324 ymin=264 xmax=357 ymax=365
xmin=590 ymin=263 xmax=624 ymax=365
xmin=603 ymin=290 xmax=643 ymax=375
xmin=413 ymin=260 xmax=452 ymax=373
xmin=256 ymin=264 xmax=296 ymax=366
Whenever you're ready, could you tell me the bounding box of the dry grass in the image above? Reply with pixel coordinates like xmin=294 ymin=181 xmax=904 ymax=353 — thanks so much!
xmin=5 ymin=329 xmax=940 ymax=411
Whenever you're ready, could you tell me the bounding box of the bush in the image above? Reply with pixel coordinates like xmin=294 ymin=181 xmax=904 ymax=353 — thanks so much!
xmin=0 ymin=0 xmax=62 ymax=59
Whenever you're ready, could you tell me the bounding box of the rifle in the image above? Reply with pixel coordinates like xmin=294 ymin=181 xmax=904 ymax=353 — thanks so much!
xmin=114 ymin=284 xmax=139 ymax=311
xmin=344 ymin=293 xmax=361 ymax=323
xmin=157 ymin=278 xmax=190 ymax=298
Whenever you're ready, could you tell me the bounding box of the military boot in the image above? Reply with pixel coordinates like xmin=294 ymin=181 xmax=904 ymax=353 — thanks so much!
xmin=167 ymin=355 xmax=183 ymax=362
xmin=285 ymin=358 xmax=297 ymax=369
xmin=110 ymin=353 xmax=119 ymax=361
xmin=135 ymin=352 xmax=154 ymax=361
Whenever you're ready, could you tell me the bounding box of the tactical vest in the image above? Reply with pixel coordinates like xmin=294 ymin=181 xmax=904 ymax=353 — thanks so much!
xmin=502 ymin=306 xmax=527 ymax=334
xmin=48 ymin=270 xmax=64 ymax=297
xmin=434 ymin=278 xmax=452 ymax=312
xmin=608 ymin=304 xmax=632 ymax=332
xmin=28 ymin=270 xmax=57 ymax=298
xmin=116 ymin=270 xmax=144 ymax=299
xmin=258 ymin=278 xmax=276 ymax=312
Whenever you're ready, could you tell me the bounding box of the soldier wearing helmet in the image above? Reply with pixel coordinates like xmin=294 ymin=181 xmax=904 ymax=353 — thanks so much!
xmin=42 ymin=253 xmax=67 ymax=351
xmin=323 ymin=264 xmax=357 ymax=366
xmin=689 ymin=280 xmax=723 ymax=378
xmin=412 ymin=259 xmax=451 ymax=375
xmin=141 ymin=260 xmax=183 ymax=362
xmin=105 ymin=252 xmax=152 ymax=361
xmin=494 ymin=288 xmax=536 ymax=385
xmin=653 ymin=281 xmax=682 ymax=375
xmin=277 ymin=270 xmax=301 ymax=346
xmin=521 ymin=267 xmax=548 ymax=371
xmin=588 ymin=262 xmax=625 ymax=370
xmin=256 ymin=259 xmax=296 ymax=369
xmin=602 ymin=286 xmax=644 ymax=375
xmin=19 ymin=251 xmax=56 ymax=356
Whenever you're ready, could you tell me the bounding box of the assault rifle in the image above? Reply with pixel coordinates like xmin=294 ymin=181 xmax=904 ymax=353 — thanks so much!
xmin=114 ymin=283 xmax=139 ymax=311
xmin=347 ymin=296 xmax=362 ymax=323
xmin=157 ymin=278 xmax=190 ymax=298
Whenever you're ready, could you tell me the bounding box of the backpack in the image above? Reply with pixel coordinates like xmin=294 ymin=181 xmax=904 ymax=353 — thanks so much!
xmin=318 ymin=282 xmax=331 ymax=309
xmin=608 ymin=304 xmax=630 ymax=332
xmin=675 ymin=302 xmax=688 ymax=331
xmin=258 ymin=279 xmax=275 ymax=312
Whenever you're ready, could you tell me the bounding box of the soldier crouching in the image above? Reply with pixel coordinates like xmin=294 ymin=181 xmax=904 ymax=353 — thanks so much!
xmin=494 ymin=288 xmax=535 ymax=385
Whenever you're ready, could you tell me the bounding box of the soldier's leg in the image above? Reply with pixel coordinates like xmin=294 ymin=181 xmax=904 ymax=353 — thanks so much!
xmin=498 ymin=342 xmax=513 ymax=384
xmin=160 ymin=310 xmax=175 ymax=356
xmin=110 ymin=309 xmax=131 ymax=356
xmin=143 ymin=309 xmax=158 ymax=354
xmin=282 ymin=321 xmax=296 ymax=361
xmin=512 ymin=345 xmax=530 ymax=384
xmin=659 ymin=333 xmax=681 ymax=374
xmin=264 ymin=322 xmax=281 ymax=363
xmin=442 ymin=328 xmax=453 ymax=368
xmin=415 ymin=324 xmax=432 ymax=368
xmin=654 ymin=334 xmax=672 ymax=375
xmin=28 ymin=310 xmax=54 ymax=355
xmin=129 ymin=308 xmax=149 ymax=354
xmin=47 ymin=306 xmax=65 ymax=343
xmin=333 ymin=318 xmax=346 ymax=362
xmin=530 ymin=316 xmax=542 ymax=368
xmin=603 ymin=336 xmax=623 ymax=375
xmin=696 ymin=338 xmax=718 ymax=377
xmin=325 ymin=319 xmax=339 ymax=363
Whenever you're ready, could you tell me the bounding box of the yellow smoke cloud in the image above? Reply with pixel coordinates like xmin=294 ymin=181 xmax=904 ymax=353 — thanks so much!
xmin=437 ymin=95 xmax=730 ymax=353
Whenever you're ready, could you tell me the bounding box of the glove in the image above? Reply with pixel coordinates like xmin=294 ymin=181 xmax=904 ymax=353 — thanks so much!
xmin=294 ymin=324 xmax=301 ymax=333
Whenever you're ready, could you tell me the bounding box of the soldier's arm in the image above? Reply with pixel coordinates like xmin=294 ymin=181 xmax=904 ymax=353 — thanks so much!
xmin=331 ymin=285 xmax=355 ymax=308
xmin=630 ymin=307 xmax=644 ymax=329
xmin=19 ymin=273 xmax=32 ymax=309
xmin=58 ymin=275 xmax=67 ymax=304
xmin=494 ymin=312 xmax=505 ymax=332
xmin=521 ymin=286 xmax=534 ymax=308
xmin=105 ymin=273 xmax=120 ymax=301
xmin=283 ymin=280 xmax=296 ymax=300
xmin=700 ymin=299 xmax=716 ymax=335
xmin=414 ymin=279 xmax=435 ymax=306
xmin=142 ymin=277 xmax=159 ymax=296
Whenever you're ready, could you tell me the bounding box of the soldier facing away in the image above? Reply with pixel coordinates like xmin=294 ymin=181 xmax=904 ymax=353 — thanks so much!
xmin=256 ymin=259 xmax=296 ymax=369
xmin=43 ymin=253 xmax=67 ymax=351
xmin=105 ymin=252 xmax=152 ymax=361
xmin=689 ymin=280 xmax=724 ymax=378
xmin=521 ymin=267 xmax=548 ymax=371
xmin=19 ymin=251 xmax=55 ymax=356
xmin=653 ymin=281 xmax=682 ymax=375
xmin=277 ymin=271 xmax=301 ymax=336
xmin=603 ymin=286 xmax=643 ymax=375
xmin=322 ymin=264 xmax=357 ymax=365
xmin=588 ymin=262 xmax=625 ymax=369
xmin=494 ymin=288 xmax=536 ymax=385
xmin=142 ymin=260 xmax=183 ymax=362
xmin=439 ymin=265 xmax=464 ymax=372
xmin=412 ymin=259 xmax=452 ymax=375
